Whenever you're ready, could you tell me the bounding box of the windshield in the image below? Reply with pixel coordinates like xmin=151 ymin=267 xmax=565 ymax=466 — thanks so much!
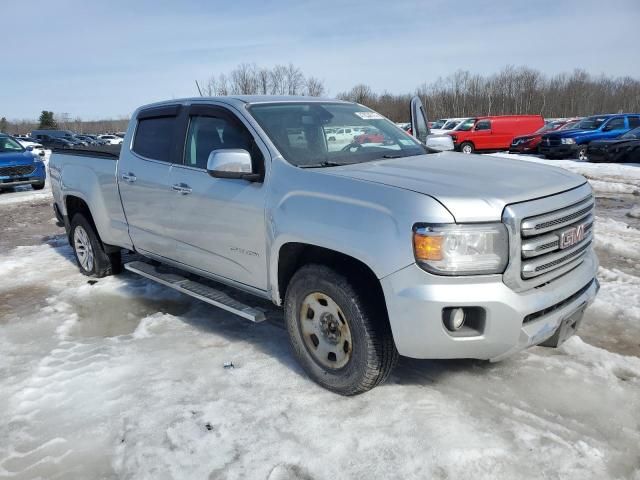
xmin=0 ymin=136 xmax=25 ymax=153
xmin=442 ymin=120 xmax=460 ymax=130
xmin=574 ymin=117 xmax=607 ymax=130
xmin=621 ymin=127 xmax=640 ymax=139
xmin=558 ymin=120 xmax=580 ymax=131
xmin=431 ymin=119 xmax=447 ymax=129
xmin=456 ymin=118 xmax=476 ymax=131
xmin=248 ymin=102 xmax=427 ymax=167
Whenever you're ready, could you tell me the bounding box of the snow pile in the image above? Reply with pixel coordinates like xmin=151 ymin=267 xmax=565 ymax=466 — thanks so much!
xmin=487 ymin=153 xmax=640 ymax=196
xmin=594 ymin=216 xmax=640 ymax=262
xmin=1 ymin=240 xmax=639 ymax=479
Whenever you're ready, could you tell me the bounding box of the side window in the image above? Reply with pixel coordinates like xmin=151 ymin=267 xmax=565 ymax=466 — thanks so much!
xmin=605 ymin=117 xmax=625 ymax=130
xmin=627 ymin=116 xmax=640 ymax=129
xmin=132 ymin=116 xmax=177 ymax=162
xmin=184 ymin=115 xmax=256 ymax=170
xmin=475 ymin=120 xmax=491 ymax=131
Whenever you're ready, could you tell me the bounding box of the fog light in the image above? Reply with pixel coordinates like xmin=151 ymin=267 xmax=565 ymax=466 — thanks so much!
xmin=445 ymin=307 xmax=466 ymax=331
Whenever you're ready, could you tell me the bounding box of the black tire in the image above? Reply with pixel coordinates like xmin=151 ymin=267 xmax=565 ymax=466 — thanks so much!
xmin=32 ymin=182 xmax=45 ymax=190
xmin=69 ymin=214 xmax=120 ymax=277
xmin=460 ymin=142 xmax=475 ymax=154
xmin=284 ymin=264 xmax=398 ymax=395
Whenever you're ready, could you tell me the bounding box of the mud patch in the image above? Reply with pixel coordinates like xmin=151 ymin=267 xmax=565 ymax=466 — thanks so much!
xmin=0 ymin=285 xmax=51 ymax=324
xmin=66 ymin=292 xmax=192 ymax=339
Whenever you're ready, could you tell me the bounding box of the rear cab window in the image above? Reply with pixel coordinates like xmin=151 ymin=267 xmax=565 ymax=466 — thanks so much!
xmin=132 ymin=105 xmax=181 ymax=162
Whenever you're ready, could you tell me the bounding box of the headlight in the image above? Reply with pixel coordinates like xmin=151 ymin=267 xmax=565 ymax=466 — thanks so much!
xmin=561 ymin=138 xmax=576 ymax=144
xmin=413 ymin=223 xmax=509 ymax=275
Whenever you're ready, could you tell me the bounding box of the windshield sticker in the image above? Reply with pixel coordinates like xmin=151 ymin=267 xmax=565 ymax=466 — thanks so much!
xmin=354 ymin=112 xmax=384 ymax=120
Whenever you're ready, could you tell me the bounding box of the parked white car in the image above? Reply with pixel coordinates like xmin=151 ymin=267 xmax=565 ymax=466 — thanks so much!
xmin=15 ymin=138 xmax=47 ymax=158
xmin=430 ymin=117 xmax=472 ymax=135
xmin=98 ymin=135 xmax=123 ymax=145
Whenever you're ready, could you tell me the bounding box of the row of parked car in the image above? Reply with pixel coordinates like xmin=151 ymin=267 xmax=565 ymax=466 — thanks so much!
xmin=13 ymin=130 xmax=124 ymax=151
xmin=427 ymin=113 xmax=640 ymax=162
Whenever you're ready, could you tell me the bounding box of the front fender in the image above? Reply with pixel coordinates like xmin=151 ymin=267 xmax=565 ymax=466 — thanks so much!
xmin=266 ymin=158 xmax=455 ymax=303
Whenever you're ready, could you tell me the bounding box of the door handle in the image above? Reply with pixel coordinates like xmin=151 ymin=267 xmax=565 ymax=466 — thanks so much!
xmin=172 ymin=183 xmax=192 ymax=195
xmin=121 ymin=172 xmax=137 ymax=182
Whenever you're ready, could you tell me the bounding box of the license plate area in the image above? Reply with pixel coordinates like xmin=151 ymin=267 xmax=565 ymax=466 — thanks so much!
xmin=540 ymin=302 xmax=586 ymax=348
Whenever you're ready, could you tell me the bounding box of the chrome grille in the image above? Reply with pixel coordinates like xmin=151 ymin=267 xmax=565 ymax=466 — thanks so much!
xmin=502 ymin=183 xmax=596 ymax=292
xmin=519 ymin=196 xmax=594 ymax=280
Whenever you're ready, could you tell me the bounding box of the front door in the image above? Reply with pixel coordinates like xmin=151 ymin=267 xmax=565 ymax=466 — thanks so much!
xmin=167 ymin=104 xmax=269 ymax=290
xmin=117 ymin=105 xmax=182 ymax=258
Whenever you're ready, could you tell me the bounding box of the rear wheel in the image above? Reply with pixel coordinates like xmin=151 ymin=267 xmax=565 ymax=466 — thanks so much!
xmin=70 ymin=214 xmax=121 ymax=277
xmin=32 ymin=182 xmax=45 ymax=190
xmin=284 ymin=264 xmax=397 ymax=395
xmin=460 ymin=142 xmax=474 ymax=154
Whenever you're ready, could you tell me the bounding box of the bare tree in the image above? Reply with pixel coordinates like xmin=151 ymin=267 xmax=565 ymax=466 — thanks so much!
xmin=305 ymin=77 xmax=325 ymax=97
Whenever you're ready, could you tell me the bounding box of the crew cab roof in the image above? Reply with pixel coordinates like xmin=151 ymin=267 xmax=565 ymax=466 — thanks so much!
xmin=135 ymin=95 xmax=351 ymax=114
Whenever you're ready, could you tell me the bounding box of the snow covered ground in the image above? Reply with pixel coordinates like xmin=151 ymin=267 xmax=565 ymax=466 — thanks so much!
xmin=1 ymin=154 xmax=640 ymax=479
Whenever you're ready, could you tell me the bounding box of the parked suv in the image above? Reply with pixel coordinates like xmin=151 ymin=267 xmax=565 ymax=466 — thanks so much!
xmin=539 ymin=114 xmax=640 ymax=160
xmin=509 ymin=119 xmax=581 ymax=154
xmin=449 ymin=115 xmax=545 ymax=153
xmin=0 ymin=134 xmax=46 ymax=191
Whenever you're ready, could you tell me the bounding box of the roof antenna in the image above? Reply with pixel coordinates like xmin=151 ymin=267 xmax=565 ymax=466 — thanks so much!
xmin=195 ymin=80 xmax=203 ymax=97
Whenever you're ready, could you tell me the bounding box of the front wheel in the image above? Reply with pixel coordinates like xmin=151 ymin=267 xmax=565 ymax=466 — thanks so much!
xmin=460 ymin=142 xmax=474 ymax=154
xmin=70 ymin=214 xmax=121 ymax=277
xmin=284 ymin=264 xmax=398 ymax=395
xmin=32 ymin=182 xmax=45 ymax=190
xmin=576 ymin=146 xmax=588 ymax=161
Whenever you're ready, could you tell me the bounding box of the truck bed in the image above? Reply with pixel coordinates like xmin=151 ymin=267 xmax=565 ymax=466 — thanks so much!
xmin=50 ymin=149 xmax=132 ymax=250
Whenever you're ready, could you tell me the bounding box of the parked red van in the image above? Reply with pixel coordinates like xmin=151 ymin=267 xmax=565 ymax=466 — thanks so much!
xmin=448 ymin=115 xmax=545 ymax=153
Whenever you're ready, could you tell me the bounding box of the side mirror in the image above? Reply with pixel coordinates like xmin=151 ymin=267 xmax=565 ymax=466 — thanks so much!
xmin=206 ymin=149 xmax=261 ymax=182
xmin=602 ymin=125 xmax=614 ymax=132
xmin=425 ymin=134 xmax=454 ymax=152
xmin=26 ymin=146 xmax=34 ymax=151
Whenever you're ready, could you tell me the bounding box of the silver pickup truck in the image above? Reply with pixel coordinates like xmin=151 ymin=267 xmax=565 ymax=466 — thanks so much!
xmin=50 ymin=96 xmax=599 ymax=395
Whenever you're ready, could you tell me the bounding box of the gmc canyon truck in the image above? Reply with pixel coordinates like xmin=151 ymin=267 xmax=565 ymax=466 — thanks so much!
xmin=50 ymin=96 xmax=599 ymax=395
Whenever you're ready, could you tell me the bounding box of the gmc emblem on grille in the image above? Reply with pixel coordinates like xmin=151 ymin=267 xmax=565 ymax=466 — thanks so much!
xmin=560 ymin=223 xmax=586 ymax=249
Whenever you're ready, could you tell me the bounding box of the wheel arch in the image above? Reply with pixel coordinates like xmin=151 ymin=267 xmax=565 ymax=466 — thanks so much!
xmin=64 ymin=195 xmax=119 ymax=253
xmin=275 ymin=242 xmax=388 ymax=317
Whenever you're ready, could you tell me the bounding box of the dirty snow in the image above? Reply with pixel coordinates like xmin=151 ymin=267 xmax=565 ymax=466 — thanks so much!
xmin=1 ymin=154 xmax=640 ymax=479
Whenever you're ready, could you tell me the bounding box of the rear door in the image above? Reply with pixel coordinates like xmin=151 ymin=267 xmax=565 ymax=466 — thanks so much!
xmin=117 ymin=105 xmax=182 ymax=258
xmin=166 ymin=103 xmax=269 ymax=290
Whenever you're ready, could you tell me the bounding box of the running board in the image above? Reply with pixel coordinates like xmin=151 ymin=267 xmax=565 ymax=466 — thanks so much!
xmin=124 ymin=261 xmax=266 ymax=322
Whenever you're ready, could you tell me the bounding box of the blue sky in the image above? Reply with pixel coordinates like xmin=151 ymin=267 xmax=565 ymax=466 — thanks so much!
xmin=2 ymin=0 xmax=639 ymax=120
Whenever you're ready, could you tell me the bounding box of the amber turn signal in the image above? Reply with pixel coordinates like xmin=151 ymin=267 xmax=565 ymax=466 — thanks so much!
xmin=413 ymin=232 xmax=443 ymax=261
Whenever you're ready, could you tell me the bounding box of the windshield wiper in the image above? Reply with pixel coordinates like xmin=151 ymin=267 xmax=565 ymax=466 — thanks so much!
xmin=381 ymin=154 xmax=402 ymax=159
xmin=299 ymin=161 xmax=347 ymax=168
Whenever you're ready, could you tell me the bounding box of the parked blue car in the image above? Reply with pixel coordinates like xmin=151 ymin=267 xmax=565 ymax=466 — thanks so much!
xmin=0 ymin=134 xmax=46 ymax=191
xmin=539 ymin=113 xmax=640 ymax=160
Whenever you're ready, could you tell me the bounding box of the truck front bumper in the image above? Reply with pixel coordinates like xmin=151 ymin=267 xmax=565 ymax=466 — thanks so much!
xmin=539 ymin=143 xmax=579 ymax=158
xmin=381 ymin=249 xmax=598 ymax=361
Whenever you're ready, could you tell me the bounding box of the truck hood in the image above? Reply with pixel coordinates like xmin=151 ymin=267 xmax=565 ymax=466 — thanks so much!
xmin=543 ymin=129 xmax=595 ymax=139
xmin=0 ymin=151 xmax=36 ymax=167
xmin=320 ymin=152 xmax=586 ymax=222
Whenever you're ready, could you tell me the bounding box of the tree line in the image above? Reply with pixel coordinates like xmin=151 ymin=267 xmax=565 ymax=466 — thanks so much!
xmin=2 ymin=64 xmax=639 ymax=135
xmin=338 ymin=66 xmax=640 ymax=122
